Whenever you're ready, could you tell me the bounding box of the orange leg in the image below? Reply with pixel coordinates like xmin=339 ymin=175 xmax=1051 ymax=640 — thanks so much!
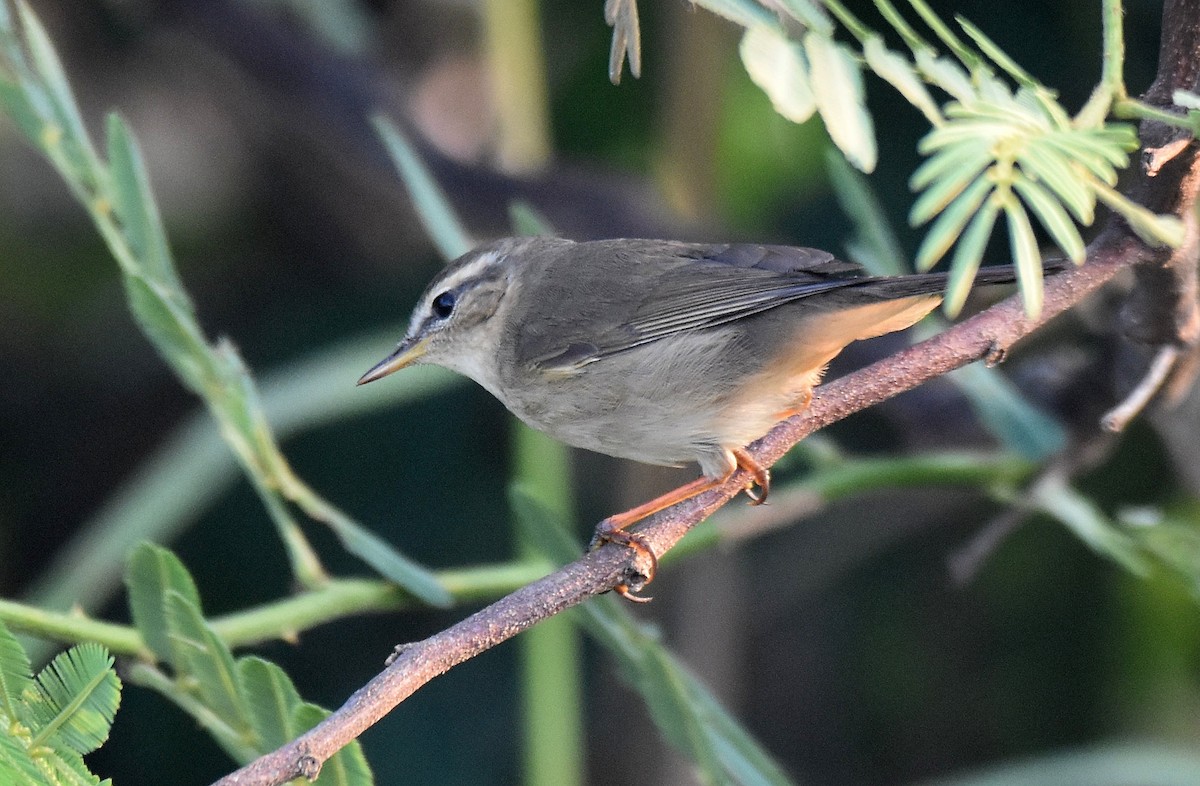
xmin=591 ymin=449 xmax=771 ymax=601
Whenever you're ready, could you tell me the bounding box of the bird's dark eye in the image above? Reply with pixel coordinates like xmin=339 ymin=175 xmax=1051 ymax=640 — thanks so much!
xmin=431 ymin=291 xmax=456 ymax=319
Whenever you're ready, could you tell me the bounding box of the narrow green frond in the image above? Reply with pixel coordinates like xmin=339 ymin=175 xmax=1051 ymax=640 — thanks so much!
xmin=913 ymin=48 xmax=974 ymax=103
xmin=941 ymin=197 xmax=1000 ymax=315
xmin=805 ymin=32 xmax=878 ymax=172
xmin=905 ymin=0 xmax=982 ymax=71
xmin=372 ymin=115 xmax=473 ymax=260
xmin=910 ymin=151 xmax=992 ymax=225
xmin=1093 ymin=179 xmax=1187 ymax=248
xmin=1015 ymin=144 xmax=1096 ymax=223
xmin=740 ymin=25 xmax=816 ymax=124
xmin=871 ymin=0 xmax=929 ymax=53
xmin=912 ymin=173 xmax=993 ymax=269
xmin=1012 ymin=175 xmax=1086 ymax=263
xmin=1002 ymin=197 xmax=1045 ymax=317
xmin=14 ymin=0 xmax=94 ymax=164
xmin=508 ymin=200 xmax=557 ymax=237
xmin=1033 ymin=478 xmax=1151 ymax=574
xmin=910 ymin=142 xmax=991 ymax=191
xmin=956 ymin=16 xmax=1041 ymax=89
xmin=105 ymin=114 xmax=180 ymax=302
xmin=863 ymin=36 xmax=942 ymax=125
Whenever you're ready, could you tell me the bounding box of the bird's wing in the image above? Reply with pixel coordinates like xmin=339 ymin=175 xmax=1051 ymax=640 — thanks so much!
xmin=531 ymin=244 xmax=883 ymax=371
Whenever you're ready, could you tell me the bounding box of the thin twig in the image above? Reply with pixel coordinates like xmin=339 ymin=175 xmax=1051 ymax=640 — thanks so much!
xmin=1101 ymin=344 xmax=1182 ymax=431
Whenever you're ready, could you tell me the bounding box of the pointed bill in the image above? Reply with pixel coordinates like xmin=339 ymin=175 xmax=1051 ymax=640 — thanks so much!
xmin=357 ymin=337 xmax=430 ymax=385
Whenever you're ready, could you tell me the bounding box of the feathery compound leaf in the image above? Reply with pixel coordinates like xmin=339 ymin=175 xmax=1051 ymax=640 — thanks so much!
xmin=0 ymin=620 xmax=33 ymax=720
xmin=804 ymin=32 xmax=877 ymax=172
xmin=125 ymin=543 xmax=203 ymax=667
xmin=0 ymin=729 xmax=47 ymax=786
xmin=740 ymin=25 xmax=816 ymax=124
xmin=25 ymin=642 xmax=120 ymax=755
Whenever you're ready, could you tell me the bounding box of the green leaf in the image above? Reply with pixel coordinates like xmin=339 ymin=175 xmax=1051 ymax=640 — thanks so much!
xmin=941 ymin=196 xmax=1000 ymax=315
xmin=1012 ymin=174 xmax=1085 ymax=263
xmin=15 ymin=0 xmax=91 ymax=155
xmin=863 ymin=36 xmax=942 ymax=125
xmin=125 ymin=543 xmax=203 ymax=667
xmin=372 ymin=115 xmax=472 ymax=260
xmin=636 ymin=649 xmax=731 ymax=785
xmin=239 ymin=657 xmax=303 ymax=751
xmin=25 ymin=642 xmax=120 ymax=755
xmin=121 ymin=273 xmax=212 ymax=394
xmin=165 ymin=591 xmax=253 ymax=737
xmin=292 ymin=704 xmax=375 ymax=786
xmin=105 ymin=113 xmax=180 ymax=299
xmin=1042 ymin=134 xmax=1125 ymax=183
xmin=1002 ymin=197 xmax=1044 ymax=317
xmin=826 ymin=149 xmax=907 ymax=276
xmin=0 ymin=620 xmax=33 ymax=720
xmin=913 ymin=173 xmax=993 ymax=270
xmin=804 ymin=33 xmax=877 ymax=172
xmin=740 ymin=25 xmax=816 ymax=124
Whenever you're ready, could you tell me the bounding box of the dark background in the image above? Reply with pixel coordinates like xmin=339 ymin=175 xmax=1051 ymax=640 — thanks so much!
xmin=2 ymin=1 xmax=1197 ymax=784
